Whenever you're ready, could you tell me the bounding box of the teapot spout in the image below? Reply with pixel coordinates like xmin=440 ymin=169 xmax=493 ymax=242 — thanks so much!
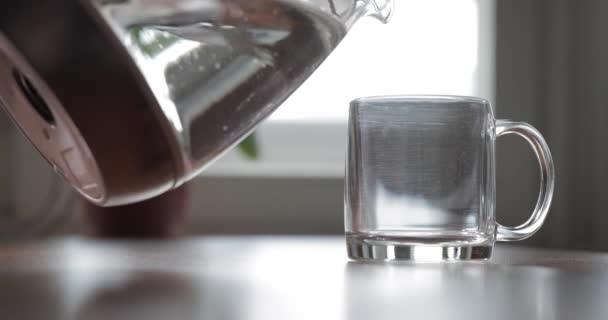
xmin=362 ymin=0 xmax=395 ymax=24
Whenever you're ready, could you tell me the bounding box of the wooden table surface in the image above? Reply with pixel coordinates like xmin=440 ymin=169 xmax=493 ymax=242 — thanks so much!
xmin=0 ymin=236 xmax=607 ymax=320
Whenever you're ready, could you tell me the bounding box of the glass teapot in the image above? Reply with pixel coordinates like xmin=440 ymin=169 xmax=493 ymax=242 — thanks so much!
xmin=0 ymin=0 xmax=393 ymax=206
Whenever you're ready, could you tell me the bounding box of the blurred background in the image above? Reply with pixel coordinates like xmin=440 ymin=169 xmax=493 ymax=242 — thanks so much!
xmin=0 ymin=0 xmax=606 ymax=251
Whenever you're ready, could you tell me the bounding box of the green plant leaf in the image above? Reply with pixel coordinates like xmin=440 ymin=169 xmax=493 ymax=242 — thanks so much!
xmin=129 ymin=27 xmax=179 ymax=58
xmin=238 ymin=132 xmax=259 ymax=160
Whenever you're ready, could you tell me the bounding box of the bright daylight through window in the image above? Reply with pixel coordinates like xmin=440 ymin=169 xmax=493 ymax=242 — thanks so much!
xmin=204 ymin=0 xmax=495 ymax=177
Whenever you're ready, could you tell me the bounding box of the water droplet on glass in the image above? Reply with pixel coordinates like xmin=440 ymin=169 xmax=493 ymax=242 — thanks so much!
xmin=214 ymin=62 xmax=222 ymax=70
xmin=222 ymin=125 xmax=229 ymax=131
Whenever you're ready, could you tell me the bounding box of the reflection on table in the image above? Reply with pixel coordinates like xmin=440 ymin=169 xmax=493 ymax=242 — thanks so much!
xmin=0 ymin=237 xmax=607 ymax=320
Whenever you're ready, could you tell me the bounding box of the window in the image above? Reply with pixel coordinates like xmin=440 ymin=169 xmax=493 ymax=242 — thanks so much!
xmin=203 ymin=0 xmax=495 ymax=178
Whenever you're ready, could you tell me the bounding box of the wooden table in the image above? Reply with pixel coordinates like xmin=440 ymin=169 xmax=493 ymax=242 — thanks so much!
xmin=0 ymin=237 xmax=607 ymax=320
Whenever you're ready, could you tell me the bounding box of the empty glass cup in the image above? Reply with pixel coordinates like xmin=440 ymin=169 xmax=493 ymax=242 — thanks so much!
xmin=345 ymin=96 xmax=555 ymax=261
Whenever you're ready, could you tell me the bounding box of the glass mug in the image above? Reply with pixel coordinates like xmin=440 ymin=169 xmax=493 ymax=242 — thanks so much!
xmin=345 ymin=96 xmax=555 ymax=261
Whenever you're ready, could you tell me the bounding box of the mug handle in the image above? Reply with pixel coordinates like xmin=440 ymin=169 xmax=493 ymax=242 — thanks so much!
xmin=495 ymin=120 xmax=556 ymax=241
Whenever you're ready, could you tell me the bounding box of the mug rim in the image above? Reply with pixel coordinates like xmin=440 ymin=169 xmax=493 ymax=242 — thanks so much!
xmin=350 ymin=95 xmax=489 ymax=106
